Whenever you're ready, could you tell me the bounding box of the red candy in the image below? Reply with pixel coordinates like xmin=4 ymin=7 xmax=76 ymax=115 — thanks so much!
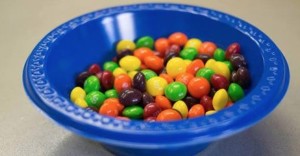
xmin=143 ymin=103 xmax=161 ymax=118
xmin=100 ymin=71 xmax=114 ymax=90
xmin=88 ymin=64 xmax=101 ymax=74
xmin=210 ymin=74 xmax=229 ymax=90
xmin=144 ymin=116 xmax=156 ymax=122
xmin=226 ymin=42 xmax=240 ymax=59
xmin=166 ymin=44 xmax=181 ymax=54
xmin=200 ymin=95 xmax=213 ymax=111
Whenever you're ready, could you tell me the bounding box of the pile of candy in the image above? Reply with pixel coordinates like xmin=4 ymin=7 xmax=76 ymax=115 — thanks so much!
xmin=70 ymin=32 xmax=250 ymax=122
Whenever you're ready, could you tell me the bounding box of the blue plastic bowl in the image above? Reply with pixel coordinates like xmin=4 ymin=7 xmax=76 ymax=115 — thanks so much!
xmin=23 ymin=3 xmax=290 ymax=156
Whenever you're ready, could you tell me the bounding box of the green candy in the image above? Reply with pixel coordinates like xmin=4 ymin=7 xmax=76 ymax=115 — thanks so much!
xmin=103 ymin=61 xmax=119 ymax=72
xmin=164 ymin=82 xmax=187 ymax=101
xmin=214 ymin=48 xmax=225 ymax=61
xmin=196 ymin=68 xmax=215 ymax=81
xmin=141 ymin=69 xmax=157 ymax=80
xmin=105 ymin=89 xmax=118 ymax=98
xmin=223 ymin=60 xmax=233 ymax=72
xmin=179 ymin=47 xmax=198 ymax=60
xmin=84 ymin=75 xmax=100 ymax=94
xmin=85 ymin=91 xmax=106 ymax=108
xmin=122 ymin=105 xmax=144 ymax=119
xmin=136 ymin=36 xmax=154 ymax=49
xmin=228 ymin=83 xmax=244 ymax=102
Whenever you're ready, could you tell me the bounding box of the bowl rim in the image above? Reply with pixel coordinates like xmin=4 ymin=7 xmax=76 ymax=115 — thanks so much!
xmin=23 ymin=3 xmax=290 ymax=146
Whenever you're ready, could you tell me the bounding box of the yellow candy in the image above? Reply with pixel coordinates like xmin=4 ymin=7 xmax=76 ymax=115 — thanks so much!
xmin=128 ymin=71 xmax=138 ymax=80
xmin=119 ymin=56 xmax=141 ymax=71
xmin=74 ymin=98 xmax=88 ymax=108
xmin=212 ymin=89 xmax=228 ymax=111
xmin=205 ymin=59 xmax=216 ymax=68
xmin=205 ymin=59 xmax=230 ymax=80
xmin=183 ymin=59 xmax=192 ymax=66
xmin=146 ymin=76 xmax=168 ymax=96
xmin=113 ymin=67 xmax=127 ymax=77
xmin=116 ymin=40 xmax=136 ymax=54
xmin=215 ymin=62 xmax=230 ymax=80
xmin=70 ymin=87 xmax=86 ymax=102
xmin=166 ymin=57 xmax=187 ymax=78
xmin=206 ymin=110 xmax=217 ymax=115
xmin=184 ymin=38 xmax=202 ymax=50
xmin=172 ymin=100 xmax=188 ymax=119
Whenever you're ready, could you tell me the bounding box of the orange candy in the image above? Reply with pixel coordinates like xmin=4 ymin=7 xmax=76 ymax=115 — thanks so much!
xmin=188 ymin=77 xmax=210 ymax=98
xmin=144 ymin=55 xmax=164 ymax=71
xmin=168 ymin=32 xmax=188 ymax=46
xmin=175 ymin=73 xmax=194 ymax=85
xmin=103 ymin=98 xmax=124 ymax=111
xmin=156 ymin=109 xmax=182 ymax=121
xmin=114 ymin=74 xmax=132 ymax=92
xmin=159 ymin=73 xmax=174 ymax=84
xmin=226 ymin=100 xmax=233 ymax=107
xmin=188 ymin=104 xmax=205 ymax=118
xmin=186 ymin=59 xmax=204 ymax=75
xmin=116 ymin=116 xmax=130 ymax=120
xmin=155 ymin=38 xmax=170 ymax=56
xmin=155 ymin=95 xmax=172 ymax=110
xmin=99 ymin=103 xmax=118 ymax=117
xmin=99 ymin=98 xmax=124 ymax=117
xmin=134 ymin=47 xmax=154 ymax=63
xmin=198 ymin=42 xmax=217 ymax=57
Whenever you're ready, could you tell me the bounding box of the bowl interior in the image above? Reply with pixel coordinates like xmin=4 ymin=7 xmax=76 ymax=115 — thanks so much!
xmin=46 ymin=10 xmax=263 ymax=98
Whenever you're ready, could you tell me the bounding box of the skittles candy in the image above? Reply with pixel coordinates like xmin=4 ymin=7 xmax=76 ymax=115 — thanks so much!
xmin=69 ymin=32 xmax=251 ymax=122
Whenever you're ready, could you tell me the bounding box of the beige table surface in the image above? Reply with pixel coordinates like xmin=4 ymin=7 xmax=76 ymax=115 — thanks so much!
xmin=1 ymin=0 xmax=299 ymax=156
